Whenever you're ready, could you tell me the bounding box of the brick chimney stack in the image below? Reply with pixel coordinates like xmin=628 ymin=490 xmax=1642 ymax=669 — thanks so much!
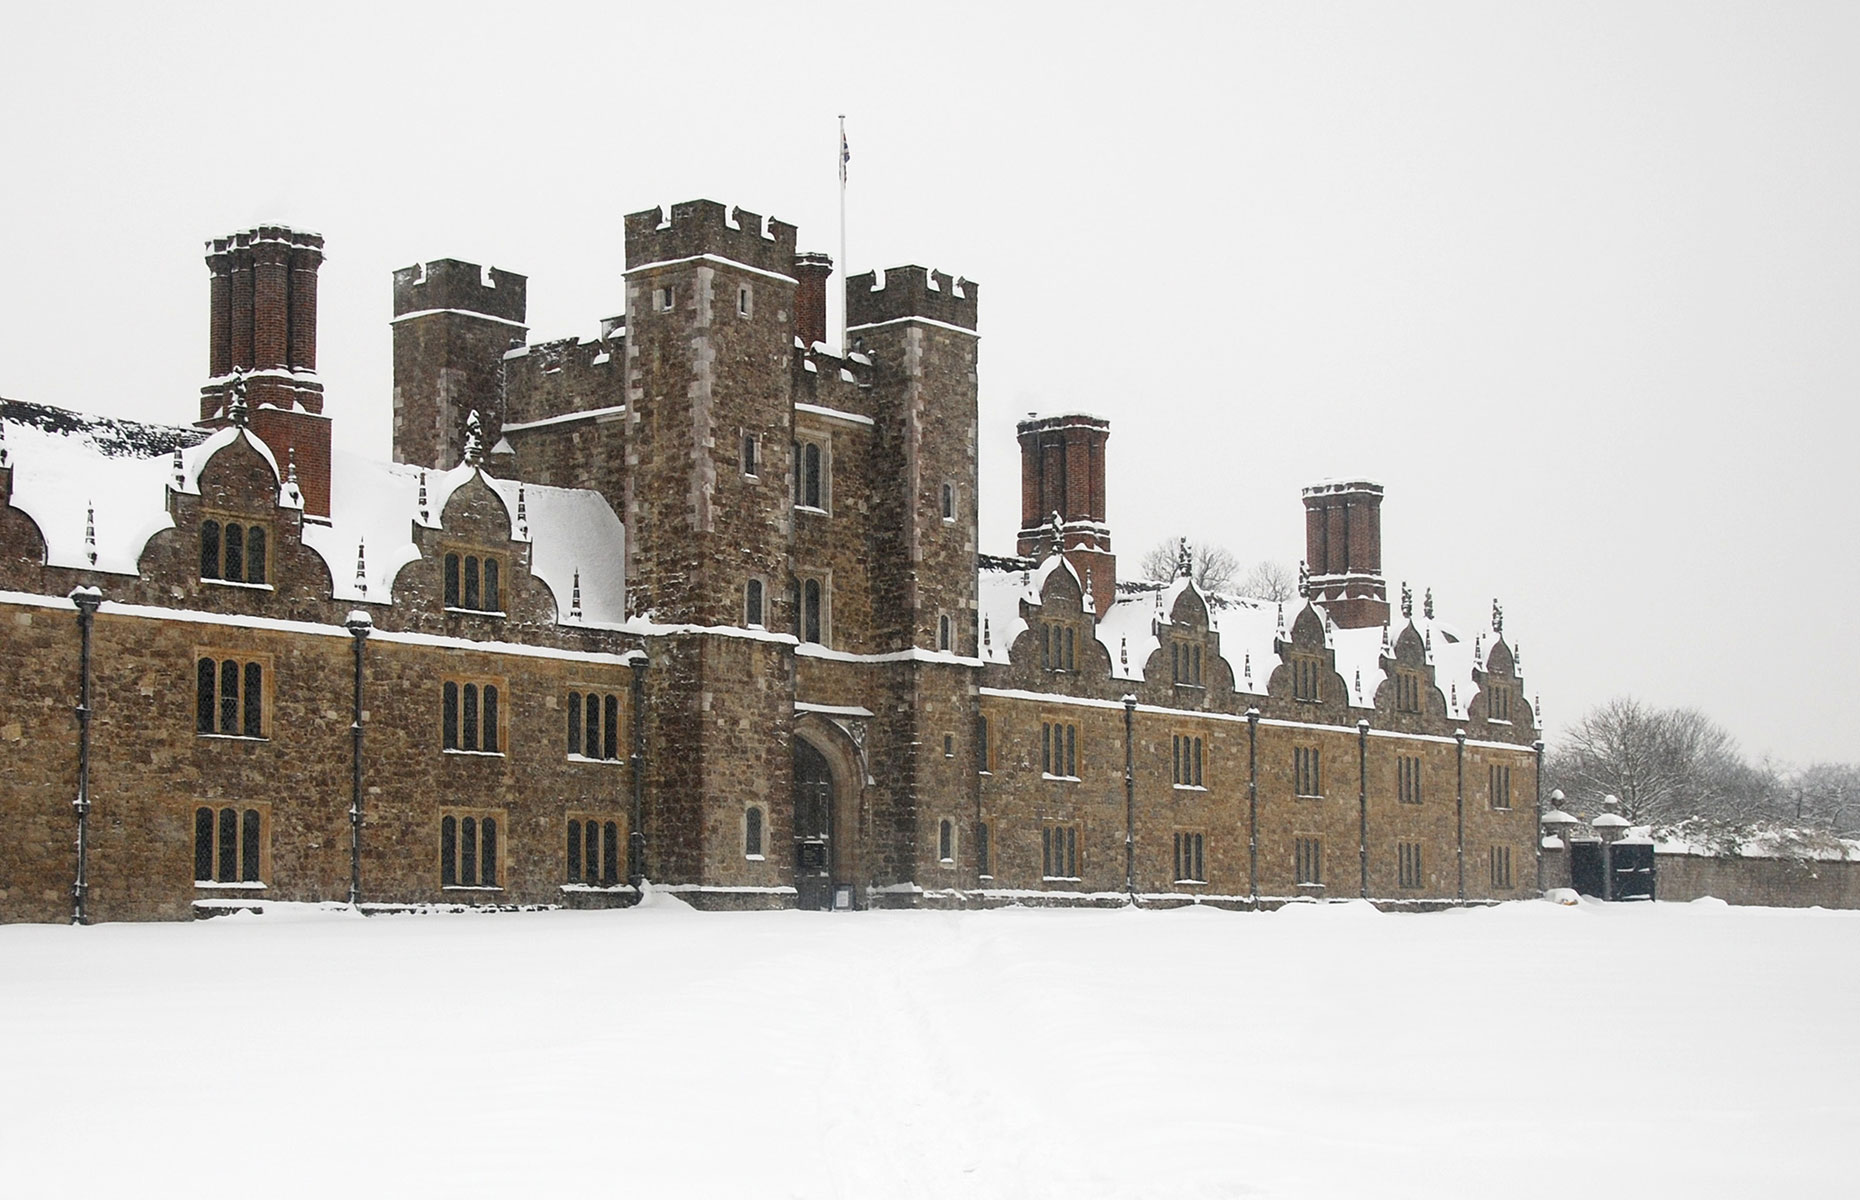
xmin=1302 ymin=479 xmax=1389 ymax=628
xmin=1017 ymin=413 xmax=1116 ymax=616
xmin=199 ymin=226 xmax=333 ymax=518
xmin=792 ymin=251 xmax=833 ymax=349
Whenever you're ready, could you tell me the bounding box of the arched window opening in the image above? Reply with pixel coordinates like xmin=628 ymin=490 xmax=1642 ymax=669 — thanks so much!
xmin=745 ymin=806 xmax=764 ymax=857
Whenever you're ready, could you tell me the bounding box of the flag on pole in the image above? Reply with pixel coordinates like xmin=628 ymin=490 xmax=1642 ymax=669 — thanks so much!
xmin=840 ymin=122 xmax=850 ymax=184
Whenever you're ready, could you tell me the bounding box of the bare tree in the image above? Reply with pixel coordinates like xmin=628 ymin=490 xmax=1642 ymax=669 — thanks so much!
xmin=1544 ymin=698 xmax=1768 ymax=823
xmin=1137 ymin=538 xmax=1238 ymax=592
xmin=1236 ymin=559 xmax=1296 ymax=603
xmin=1787 ymin=762 xmax=1860 ymax=834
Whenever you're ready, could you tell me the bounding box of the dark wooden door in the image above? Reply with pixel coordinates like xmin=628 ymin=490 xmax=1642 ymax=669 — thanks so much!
xmin=794 ymin=739 xmax=834 ymax=910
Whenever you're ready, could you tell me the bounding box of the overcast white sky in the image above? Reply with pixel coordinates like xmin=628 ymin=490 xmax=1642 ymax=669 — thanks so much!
xmin=2 ymin=2 xmax=1856 ymax=764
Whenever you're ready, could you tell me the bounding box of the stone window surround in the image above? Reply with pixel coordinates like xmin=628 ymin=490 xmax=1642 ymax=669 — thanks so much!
xmin=565 ymin=813 xmax=625 ymax=887
xmin=442 ymin=545 xmax=506 ymax=616
xmin=938 ymin=817 xmax=957 ymax=866
xmin=195 ymin=647 xmax=273 ymax=740
xmin=1173 ymin=830 xmax=1205 ymax=884
xmin=442 ymin=675 xmax=507 ymax=755
xmin=566 ymin=687 xmax=622 ymax=762
xmin=439 ymin=806 xmax=506 ymax=890
xmin=192 ymin=800 xmax=271 ymax=889
xmin=742 ymin=803 xmax=766 ymax=860
xmin=796 ymin=569 xmax=831 ymax=646
xmin=199 ymin=512 xmax=271 ymax=587
xmin=793 ymin=436 xmax=830 ymax=514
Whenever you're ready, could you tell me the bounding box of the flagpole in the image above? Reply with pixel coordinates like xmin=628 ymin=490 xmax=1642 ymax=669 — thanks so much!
xmin=838 ymin=114 xmax=848 ymax=354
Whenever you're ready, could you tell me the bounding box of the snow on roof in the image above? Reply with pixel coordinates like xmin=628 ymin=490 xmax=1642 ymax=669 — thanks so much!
xmin=301 ymin=456 xmax=625 ymax=621
xmin=1591 ymin=813 xmax=1631 ymax=828
xmin=979 ymin=553 xmax=1511 ymax=712
xmin=486 ymin=474 xmax=626 ymax=624
xmin=1 ymin=403 xmax=206 ymax=574
xmin=2 ymin=401 xmax=624 ymax=622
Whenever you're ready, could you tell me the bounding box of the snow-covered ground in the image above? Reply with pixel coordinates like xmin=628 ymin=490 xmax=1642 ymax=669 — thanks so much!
xmin=3 ymin=895 xmax=1854 ymax=1199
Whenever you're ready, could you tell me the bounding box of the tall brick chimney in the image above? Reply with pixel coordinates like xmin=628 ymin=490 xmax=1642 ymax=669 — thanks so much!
xmin=199 ymin=226 xmax=333 ymax=518
xmin=792 ymin=251 xmax=833 ymax=349
xmin=1017 ymin=413 xmax=1115 ymax=616
xmin=1302 ymin=479 xmax=1389 ymax=628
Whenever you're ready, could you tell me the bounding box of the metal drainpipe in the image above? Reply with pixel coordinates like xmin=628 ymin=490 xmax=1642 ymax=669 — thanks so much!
xmin=1533 ymin=737 xmax=1546 ymax=893
xmin=1357 ymin=718 xmax=1370 ymax=900
xmin=345 ymin=612 xmax=372 ymax=907
xmin=70 ymin=587 xmax=102 ymax=926
xmin=1246 ymin=707 xmax=1260 ymax=909
xmin=1122 ymin=694 xmax=1136 ymax=904
xmin=1454 ymin=727 xmax=1467 ymax=905
xmin=628 ymin=655 xmax=649 ymax=889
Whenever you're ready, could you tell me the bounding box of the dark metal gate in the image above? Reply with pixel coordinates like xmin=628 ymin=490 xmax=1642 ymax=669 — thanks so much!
xmin=1571 ymin=841 xmax=1606 ymax=898
xmin=794 ymin=739 xmax=833 ymax=911
xmin=1611 ymin=842 xmax=1655 ymax=901
xmin=1570 ymin=839 xmax=1655 ymax=901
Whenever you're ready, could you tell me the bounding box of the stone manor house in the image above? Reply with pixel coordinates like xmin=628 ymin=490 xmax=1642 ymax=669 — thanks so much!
xmin=0 ymin=200 xmax=1542 ymax=922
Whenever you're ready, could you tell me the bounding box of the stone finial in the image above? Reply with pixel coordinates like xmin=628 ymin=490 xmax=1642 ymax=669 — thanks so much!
xmin=286 ymin=447 xmax=298 ymax=486
xmin=0 ymin=413 xmax=8 ymax=468
xmin=983 ymin=616 xmax=991 ymax=649
xmin=1380 ymin=621 xmax=1391 ymax=655
xmin=227 ymin=370 xmax=249 ymax=428
xmin=1400 ymin=581 xmax=1412 ymax=619
xmin=1298 ymin=559 xmax=1310 ymax=598
xmin=1474 ymin=633 xmax=1484 ymax=662
xmin=354 ymin=538 xmax=368 ymax=598
xmin=1177 ymin=537 xmax=1192 ymax=580
xmin=516 ymin=482 xmax=529 ymax=538
xmin=1275 ymin=601 xmax=1285 ymax=635
xmin=569 ymin=568 xmax=582 ymax=621
xmin=1535 ymin=694 xmax=1542 ymax=725
xmin=1492 ymin=599 xmax=1504 ymax=635
xmin=170 ymin=447 xmax=184 ymax=489
xmin=84 ymin=501 xmax=97 ymax=565
xmin=1450 ymin=681 xmax=1458 ymax=710
xmin=463 ymin=410 xmax=484 ymax=467
xmin=1119 ymin=635 xmax=1128 ymax=668
xmin=1047 ymin=509 xmax=1062 ymax=545
xmin=1423 ymin=587 xmax=1434 ymax=620
xmin=1515 ymin=642 xmax=1523 ymax=671
xmin=1425 ymin=627 xmax=1433 ymax=654
xmin=417 ymin=469 xmax=431 ymax=524
xmin=1243 ymin=652 xmax=1252 ymax=688
xmin=1354 ymin=668 xmax=1363 ymax=701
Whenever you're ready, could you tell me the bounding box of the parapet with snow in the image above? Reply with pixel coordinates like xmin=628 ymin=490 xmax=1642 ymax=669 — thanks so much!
xmin=847 ymin=266 xmax=978 ymax=331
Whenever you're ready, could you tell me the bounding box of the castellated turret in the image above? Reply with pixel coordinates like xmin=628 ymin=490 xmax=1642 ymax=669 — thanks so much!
xmin=848 ymin=265 xmax=981 ymax=653
xmin=618 ymin=200 xmax=799 ymax=629
xmin=390 ymin=258 xmax=529 ymax=470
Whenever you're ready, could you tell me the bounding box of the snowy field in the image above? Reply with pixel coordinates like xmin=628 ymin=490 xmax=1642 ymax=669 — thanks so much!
xmin=4 ymin=896 xmax=1855 ymax=1199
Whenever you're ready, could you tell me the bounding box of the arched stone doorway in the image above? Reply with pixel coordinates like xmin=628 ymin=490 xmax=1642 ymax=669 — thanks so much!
xmin=793 ymin=717 xmax=865 ymax=911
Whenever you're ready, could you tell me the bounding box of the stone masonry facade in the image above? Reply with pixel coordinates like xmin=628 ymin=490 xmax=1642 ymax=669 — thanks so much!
xmin=0 ymin=197 xmax=1541 ymax=923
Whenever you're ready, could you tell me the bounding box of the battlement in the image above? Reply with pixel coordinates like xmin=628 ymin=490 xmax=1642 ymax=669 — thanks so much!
xmin=623 ymin=199 xmax=799 ymax=278
xmin=392 ymin=259 xmax=528 ymax=324
xmin=846 ymin=266 xmax=978 ymax=331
